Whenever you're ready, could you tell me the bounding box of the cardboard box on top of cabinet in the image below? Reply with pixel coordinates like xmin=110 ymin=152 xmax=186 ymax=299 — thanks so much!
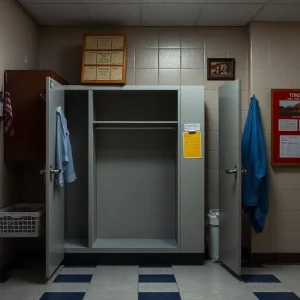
xmin=81 ymin=34 xmax=126 ymax=84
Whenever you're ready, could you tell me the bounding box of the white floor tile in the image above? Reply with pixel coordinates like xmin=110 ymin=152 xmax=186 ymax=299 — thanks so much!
xmin=91 ymin=266 xmax=138 ymax=286
xmin=139 ymin=282 xmax=178 ymax=292
xmin=0 ymin=287 xmax=46 ymax=300
xmin=84 ymin=284 xmax=138 ymax=300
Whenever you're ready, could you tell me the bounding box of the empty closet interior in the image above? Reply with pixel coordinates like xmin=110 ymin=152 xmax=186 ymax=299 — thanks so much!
xmin=89 ymin=90 xmax=179 ymax=250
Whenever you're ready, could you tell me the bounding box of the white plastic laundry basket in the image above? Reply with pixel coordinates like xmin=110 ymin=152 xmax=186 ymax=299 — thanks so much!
xmin=207 ymin=209 xmax=219 ymax=262
xmin=0 ymin=203 xmax=45 ymax=238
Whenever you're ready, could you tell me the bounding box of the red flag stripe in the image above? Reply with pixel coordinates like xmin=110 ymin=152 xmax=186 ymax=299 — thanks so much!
xmin=4 ymin=82 xmax=14 ymax=136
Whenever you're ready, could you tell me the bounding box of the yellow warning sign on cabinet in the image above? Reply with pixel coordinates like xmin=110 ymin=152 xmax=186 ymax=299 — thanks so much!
xmin=183 ymin=132 xmax=202 ymax=159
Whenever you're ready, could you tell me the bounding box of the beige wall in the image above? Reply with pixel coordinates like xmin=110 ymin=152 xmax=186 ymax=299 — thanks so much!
xmin=250 ymin=22 xmax=300 ymax=253
xmin=0 ymin=0 xmax=39 ymax=267
xmin=39 ymin=26 xmax=249 ymax=213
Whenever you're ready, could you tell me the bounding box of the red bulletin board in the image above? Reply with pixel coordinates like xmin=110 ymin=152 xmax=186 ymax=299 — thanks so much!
xmin=272 ymin=89 xmax=300 ymax=166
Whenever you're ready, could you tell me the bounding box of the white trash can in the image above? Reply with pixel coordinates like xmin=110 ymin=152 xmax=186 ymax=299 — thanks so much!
xmin=207 ymin=209 xmax=219 ymax=262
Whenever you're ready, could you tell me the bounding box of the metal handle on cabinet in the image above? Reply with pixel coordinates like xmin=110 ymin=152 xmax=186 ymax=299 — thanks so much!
xmin=50 ymin=169 xmax=61 ymax=175
xmin=225 ymin=165 xmax=238 ymax=175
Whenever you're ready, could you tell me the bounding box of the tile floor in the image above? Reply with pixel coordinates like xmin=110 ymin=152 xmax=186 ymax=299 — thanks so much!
xmin=1 ymin=262 xmax=300 ymax=299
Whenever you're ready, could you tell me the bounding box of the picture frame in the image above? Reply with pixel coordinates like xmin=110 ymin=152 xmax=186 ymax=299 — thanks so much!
xmin=207 ymin=58 xmax=235 ymax=81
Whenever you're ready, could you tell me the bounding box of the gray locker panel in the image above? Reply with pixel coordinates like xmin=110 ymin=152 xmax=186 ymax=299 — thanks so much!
xmin=180 ymin=86 xmax=205 ymax=253
xmin=96 ymin=129 xmax=177 ymax=240
xmin=88 ymin=91 xmax=98 ymax=248
xmin=65 ymin=91 xmax=88 ymax=243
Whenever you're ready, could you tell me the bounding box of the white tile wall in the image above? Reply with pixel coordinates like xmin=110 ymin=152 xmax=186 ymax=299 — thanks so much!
xmin=250 ymin=22 xmax=300 ymax=253
xmin=39 ymin=26 xmax=249 ymax=212
xmin=0 ymin=0 xmax=39 ymax=267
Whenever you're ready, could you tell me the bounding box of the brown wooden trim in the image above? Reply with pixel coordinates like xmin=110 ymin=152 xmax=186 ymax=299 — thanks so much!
xmin=81 ymin=34 xmax=127 ymax=85
xmin=252 ymin=253 xmax=300 ymax=264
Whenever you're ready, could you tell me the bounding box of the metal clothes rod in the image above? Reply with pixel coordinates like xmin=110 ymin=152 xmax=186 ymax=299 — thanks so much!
xmin=95 ymin=126 xmax=176 ymax=130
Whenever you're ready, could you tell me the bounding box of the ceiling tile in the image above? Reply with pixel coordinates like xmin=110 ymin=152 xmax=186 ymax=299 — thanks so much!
xmin=18 ymin=0 xmax=85 ymax=3
xmin=19 ymin=0 xmax=139 ymax=2
xmin=22 ymin=3 xmax=89 ymax=25
xmin=83 ymin=0 xmax=139 ymax=2
xmin=198 ymin=4 xmax=263 ymax=26
xmin=255 ymin=4 xmax=300 ymax=21
xmin=267 ymin=0 xmax=300 ymax=3
xmin=86 ymin=4 xmax=141 ymax=26
xmin=205 ymin=0 xmax=267 ymax=2
xmin=141 ymin=4 xmax=202 ymax=26
xmin=140 ymin=0 xmax=204 ymax=3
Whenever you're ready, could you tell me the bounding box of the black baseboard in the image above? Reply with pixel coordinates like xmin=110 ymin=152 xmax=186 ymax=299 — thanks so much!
xmin=252 ymin=253 xmax=300 ymax=264
xmin=63 ymin=253 xmax=205 ymax=266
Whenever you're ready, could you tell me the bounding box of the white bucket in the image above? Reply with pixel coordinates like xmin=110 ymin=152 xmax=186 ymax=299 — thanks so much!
xmin=207 ymin=209 xmax=219 ymax=262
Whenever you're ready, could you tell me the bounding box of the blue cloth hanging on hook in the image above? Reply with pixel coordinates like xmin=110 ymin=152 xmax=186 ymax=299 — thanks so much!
xmin=56 ymin=106 xmax=77 ymax=186
xmin=241 ymin=96 xmax=269 ymax=233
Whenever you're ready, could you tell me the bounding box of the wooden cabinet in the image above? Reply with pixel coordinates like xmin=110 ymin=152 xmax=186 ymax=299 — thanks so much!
xmin=4 ymin=70 xmax=67 ymax=163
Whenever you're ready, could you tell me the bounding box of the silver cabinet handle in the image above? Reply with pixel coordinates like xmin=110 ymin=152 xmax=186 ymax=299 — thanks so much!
xmin=225 ymin=165 xmax=237 ymax=175
xmin=50 ymin=169 xmax=61 ymax=175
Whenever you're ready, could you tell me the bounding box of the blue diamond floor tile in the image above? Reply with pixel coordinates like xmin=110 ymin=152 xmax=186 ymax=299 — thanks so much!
xmin=139 ymin=274 xmax=176 ymax=283
xmin=139 ymin=292 xmax=181 ymax=300
xmin=242 ymin=274 xmax=281 ymax=283
xmin=53 ymin=274 xmax=92 ymax=283
xmin=40 ymin=292 xmax=85 ymax=300
xmin=254 ymin=292 xmax=300 ymax=300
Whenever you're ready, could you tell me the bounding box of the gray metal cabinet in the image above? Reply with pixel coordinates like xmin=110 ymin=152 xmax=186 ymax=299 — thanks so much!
xmin=47 ymin=82 xmax=205 ymax=263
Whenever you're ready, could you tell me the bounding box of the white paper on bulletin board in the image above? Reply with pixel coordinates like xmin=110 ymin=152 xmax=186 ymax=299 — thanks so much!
xmin=84 ymin=66 xmax=96 ymax=80
xmin=85 ymin=36 xmax=98 ymax=49
xmin=184 ymin=123 xmax=200 ymax=132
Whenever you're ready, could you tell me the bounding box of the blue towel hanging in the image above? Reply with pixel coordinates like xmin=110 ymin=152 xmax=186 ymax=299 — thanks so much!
xmin=241 ymin=96 xmax=269 ymax=233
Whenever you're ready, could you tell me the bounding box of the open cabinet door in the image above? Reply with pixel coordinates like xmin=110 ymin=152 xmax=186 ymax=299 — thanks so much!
xmin=45 ymin=77 xmax=65 ymax=278
xmin=219 ymin=79 xmax=242 ymax=276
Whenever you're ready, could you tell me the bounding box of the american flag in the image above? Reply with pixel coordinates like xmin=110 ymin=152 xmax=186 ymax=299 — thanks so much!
xmin=4 ymin=73 xmax=14 ymax=136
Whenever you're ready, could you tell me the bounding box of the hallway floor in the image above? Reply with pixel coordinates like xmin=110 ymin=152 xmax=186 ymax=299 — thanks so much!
xmin=1 ymin=262 xmax=300 ymax=300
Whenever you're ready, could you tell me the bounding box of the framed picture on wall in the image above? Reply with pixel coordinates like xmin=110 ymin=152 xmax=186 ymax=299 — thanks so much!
xmin=207 ymin=58 xmax=235 ymax=81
